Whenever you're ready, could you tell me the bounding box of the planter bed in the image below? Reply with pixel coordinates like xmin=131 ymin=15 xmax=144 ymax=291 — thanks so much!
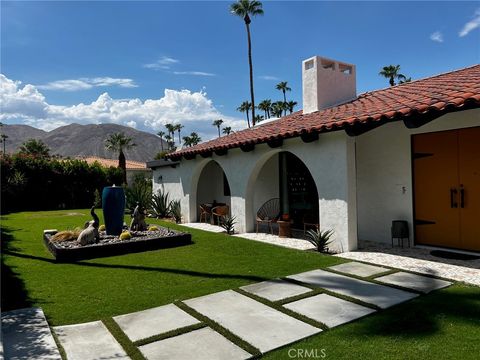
xmin=44 ymin=227 xmax=192 ymax=262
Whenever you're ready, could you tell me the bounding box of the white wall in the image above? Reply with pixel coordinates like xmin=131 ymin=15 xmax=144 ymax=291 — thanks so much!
xmin=253 ymin=154 xmax=279 ymax=223
xmin=356 ymin=108 xmax=480 ymax=245
xmin=152 ymin=165 xmax=184 ymax=203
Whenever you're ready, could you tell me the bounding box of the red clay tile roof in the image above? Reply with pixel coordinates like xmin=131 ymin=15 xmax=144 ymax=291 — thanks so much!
xmin=81 ymin=156 xmax=149 ymax=170
xmin=168 ymin=64 xmax=480 ymax=160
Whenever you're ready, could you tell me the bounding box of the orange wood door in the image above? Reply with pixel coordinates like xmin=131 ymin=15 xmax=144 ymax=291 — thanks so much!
xmin=413 ymin=130 xmax=460 ymax=248
xmin=458 ymin=127 xmax=480 ymax=251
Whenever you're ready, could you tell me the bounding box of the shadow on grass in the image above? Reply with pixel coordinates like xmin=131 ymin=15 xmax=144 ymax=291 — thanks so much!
xmin=1 ymin=226 xmax=33 ymax=311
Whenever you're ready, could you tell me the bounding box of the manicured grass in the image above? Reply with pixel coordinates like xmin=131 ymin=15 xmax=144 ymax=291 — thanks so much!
xmin=1 ymin=209 xmax=342 ymax=325
xmin=2 ymin=209 xmax=479 ymax=360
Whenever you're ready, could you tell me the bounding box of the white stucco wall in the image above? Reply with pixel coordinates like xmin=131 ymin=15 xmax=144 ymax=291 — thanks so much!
xmin=152 ymin=165 xmax=184 ymax=202
xmin=253 ymin=154 xmax=280 ymax=223
xmin=356 ymin=108 xmax=480 ymax=245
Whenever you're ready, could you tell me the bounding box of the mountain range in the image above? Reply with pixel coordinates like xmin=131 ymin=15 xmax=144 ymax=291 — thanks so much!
xmin=0 ymin=123 xmax=167 ymax=163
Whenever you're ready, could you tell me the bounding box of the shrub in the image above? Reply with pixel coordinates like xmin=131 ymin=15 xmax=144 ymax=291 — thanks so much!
xmin=125 ymin=173 xmax=152 ymax=213
xmin=119 ymin=231 xmax=132 ymax=240
xmin=148 ymin=225 xmax=159 ymax=231
xmin=220 ymin=215 xmax=236 ymax=235
xmin=170 ymin=200 xmax=182 ymax=224
xmin=151 ymin=189 xmax=170 ymax=218
xmin=305 ymin=229 xmax=334 ymax=253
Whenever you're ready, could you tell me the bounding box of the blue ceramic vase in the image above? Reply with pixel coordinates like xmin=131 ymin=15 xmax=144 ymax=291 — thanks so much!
xmin=102 ymin=186 xmax=125 ymax=235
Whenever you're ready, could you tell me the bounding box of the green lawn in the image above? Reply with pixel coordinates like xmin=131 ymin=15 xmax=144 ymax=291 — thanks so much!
xmin=2 ymin=209 xmax=479 ymax=360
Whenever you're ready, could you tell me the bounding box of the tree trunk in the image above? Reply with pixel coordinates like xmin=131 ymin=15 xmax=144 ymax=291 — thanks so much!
xmin=178 ymin=131 xmax=181 ymax=144
xmin=245 ymin=21 xmax=256 ymax=126
xmin=119 ymin=150 xmax=127 ymax=185
xmin=390 ymin=76 xmax=395 ymax=86
xmin=283 ymin=90 xmax=287 ymax=116
xmin=217 ymin=127 xmax=221 ymax=137
xmin=246 ymin=110 xmax=251 ymax=128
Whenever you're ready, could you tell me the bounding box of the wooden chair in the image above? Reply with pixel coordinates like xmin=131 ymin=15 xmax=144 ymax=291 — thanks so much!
xmin=256 ymin=198 xmax=280 ymax=234
xmin=212 ymin=205 xmax=229 ymax=225
xmin=199 ymin=204 xmax=211 ymax=223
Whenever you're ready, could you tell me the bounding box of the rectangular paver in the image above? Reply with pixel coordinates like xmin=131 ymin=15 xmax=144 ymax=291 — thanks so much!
xmin=1 ymin=307 xmax=61 ymax=360
xmin=287 ymin=269 xmax=418 ymax=309
xmin=240 ymin=279 xmax=312 ymax=301
xmin=113 ymin=304 xmax=200 ymax=342
xmin=284 ymin=293 xmax=376 ymax=328
xmin=184 ymin=290 xmax=321 ymax=353
xmin=375 ymin=272 xmax=452 ymax=293
xmin=139 ymin=327 xmax=251 ymax=360
xmin=328 ymin=262 xmax=389 ymax=277
xmin=54 ymin=321 xmax=129 ymax=360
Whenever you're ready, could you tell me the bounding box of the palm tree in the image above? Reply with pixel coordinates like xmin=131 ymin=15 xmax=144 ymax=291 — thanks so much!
xmin=286 ymin=100 xmax=297 ymax=114
xmin=1 ymin=134 xmax=8 ymax=154
xmin=19 ymin=138 xmax=50 ymax=158
xmin=379 ymin=65 xmax=407 ymax=86
xmin=276 ymin=81 xmax=291 ymax=115
xmin=182 ymin=136 xmax=192 ymax=147
xmin=399 ymin=76 xmax=412 ymax=84
xmin=157 ymin=131 xmax=165 ymax=151
xmin=254 ymin=114 xmax=264 ymax=124
xmin=257 ymin=99 xmax=272 ymax=119
xmin=270 ymin=101 xmax=285 ymax=118
xmin=222 ymin=126 xmax=232 ymax=135
xmin=174 ymin=124 xmax=184 ymax=145
xmin=104 ymin=132 xmax=136 ymax=184
xmin=189 ymin=132 xmax=202 ymax=146
xmin=230 ymin=0 xmax=264 ymax=126
xmin=212 ymin=119 xmax=224 ymax=137
xmin=237 ymin=101 xmax=252 ymax=128
xmin=165 ymin=123 xmax=176 ymax=141
xmin=164 ymin=134 xmax=173 ymax=150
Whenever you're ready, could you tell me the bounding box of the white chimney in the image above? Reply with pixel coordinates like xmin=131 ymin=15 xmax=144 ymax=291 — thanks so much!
xmin=302 ymin=56 xmax=356 ymax=114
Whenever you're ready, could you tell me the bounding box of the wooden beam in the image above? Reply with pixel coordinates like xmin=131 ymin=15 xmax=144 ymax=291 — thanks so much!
xmin=267 ymin=138 xmax=283 ymax=148
xmin=214 ymin=148 xmax=228 ymax=156
xmin=240 ymin=143 xmax=255 ymax=152
xmin=300 ymin=131 xmax=319 ymax=143
xmin=200 ymin=151 xmax=212 ymax=158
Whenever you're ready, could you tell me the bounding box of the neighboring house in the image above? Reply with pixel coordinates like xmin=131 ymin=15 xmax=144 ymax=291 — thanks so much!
xmin=82 ymin=156 xmax=151 ymax=185
xmin=149 ymin=56 xmax=480 ymax=253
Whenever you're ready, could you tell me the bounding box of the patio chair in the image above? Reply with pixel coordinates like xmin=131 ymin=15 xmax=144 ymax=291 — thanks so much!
xmin=303 ymin=213 xmax=319 ymax=235
xmin=199 ymin=204 xmax=211 ymax=223
xmin=256 ymin=198 xmax=280 ymax=234
xmin=211 ymin=205 xmax=229 ymax=225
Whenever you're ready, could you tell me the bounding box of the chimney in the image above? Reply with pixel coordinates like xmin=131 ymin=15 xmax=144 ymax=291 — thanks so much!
xmin=302 ymin=56 xmax=356 ymax=114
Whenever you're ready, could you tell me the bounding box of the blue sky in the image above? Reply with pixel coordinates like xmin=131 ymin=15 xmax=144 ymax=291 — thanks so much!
xmin=1 ymin=1 xmax=479 ymax=140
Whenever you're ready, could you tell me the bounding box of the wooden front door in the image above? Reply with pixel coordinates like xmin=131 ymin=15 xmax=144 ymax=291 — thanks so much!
xmin=413 ymin=127 xmax=480 ymax=252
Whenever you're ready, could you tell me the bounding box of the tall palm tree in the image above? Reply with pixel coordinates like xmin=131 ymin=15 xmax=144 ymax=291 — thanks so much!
xmin=286 ymin=100 xmax=298 ymax=114
xmin=189 ymin=132 xmax=202 ymax=146
xmin=157 ymin=131 xmax=165 ymax=151
xmin=276 ymin=81 xmax=291 ymax=115
xmin=174 ymin=124 xmax=184 ymax=145
xmin=1 ymin=134 xmax=8 ymax=154
xmin=237 ymin=101 xmax=252 ymax=128
xmin=164 ymin=134 xmax=173 ymax=150
xmin=222 ymin=126 xmax=232 ymax=135
xmin=270 ymin=101 xmax=285 ymax=118
xmin=165 ymin=123 xmax=176 ymax=141
xmin=230 ymin=0 xmax=264 ymax=126
xmin=212 ymin=119 xmax=224 ymax=137
xmin=257 ymin=99 xmax=272 ymax=119
xmin=182 ymin=136 xmax=192 ymax=147
xmin=104 ymin=132 xmax=136 ymax=185
xmin=379 ymin=65 xmax=407 ymax=86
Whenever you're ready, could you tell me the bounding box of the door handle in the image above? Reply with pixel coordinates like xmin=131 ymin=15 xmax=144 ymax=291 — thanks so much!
xmin=460 ymin=185 xmax=465 ymax=208
xmin=450 ymin=188 xmax=458 ymax=208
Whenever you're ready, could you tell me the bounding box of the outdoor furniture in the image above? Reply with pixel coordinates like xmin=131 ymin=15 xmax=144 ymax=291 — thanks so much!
xmin=256 ymin=198 xmax=280 ymax=234
xmin=391 ymin=220 xmax=409 ymax=248
xmin=212 ymin=205 xmax=229 ymax=225
xmin=303 ymin=214 xmax=319 ymax=235
xmin=199 ymin=204 xmax=211 ymax=223
xmin=277 ymin=220 xmax=291 ymax=238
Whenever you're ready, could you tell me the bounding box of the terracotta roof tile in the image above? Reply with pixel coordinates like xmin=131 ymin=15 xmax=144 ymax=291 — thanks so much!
xmin=169 ymin=64 xmax=480 ymax=160
xmin=81 ymin=156 xmax=148 ymax=170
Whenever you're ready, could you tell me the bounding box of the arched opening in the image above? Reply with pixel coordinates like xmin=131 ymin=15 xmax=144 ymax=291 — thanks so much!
xmin=195 ymin=160 xmax=231 ymax=222
xmin=250 ymin=151 xmax=319 ymax=237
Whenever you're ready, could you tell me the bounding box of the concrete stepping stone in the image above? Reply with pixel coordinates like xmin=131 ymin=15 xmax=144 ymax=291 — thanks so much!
xmin=113 ymin=304 xmax=200 ymax=342
xmin=328 ymin=262 xmax=388 ymax=277
xmin=184 ymin=290 xmax=321 ymax=353
xmin=287 ymin=269 xmax=418 ymax=309
xmin=284 ymin=293 xmax=376 ymax=328
xmin=1 ymin=307 xmax=61 ymax=360
xmin=139 ymin=327 xmax=251 ymax=360
xmin=54 ymin=320 xmax=129 ymax=360
xmin=375 ymin=272 xmax=452 ymax=293
xmin=240 ymin=279 xmax=312 ymax=301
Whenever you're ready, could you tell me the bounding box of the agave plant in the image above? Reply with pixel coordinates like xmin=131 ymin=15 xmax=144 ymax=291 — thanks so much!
xmin=220 ymin=215 xmax=236 ymax=235
xmin=151 ymin=189 xmax=170 ymax=218
xmin=305 ymin=228 xmax=334 ymax=253
xmin=170 ymin=200 xmax=182 ymax=224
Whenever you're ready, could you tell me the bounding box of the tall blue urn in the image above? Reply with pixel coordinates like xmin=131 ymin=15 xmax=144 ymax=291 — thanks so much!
xmin=102 ymin=186 xmax=126 ymax=235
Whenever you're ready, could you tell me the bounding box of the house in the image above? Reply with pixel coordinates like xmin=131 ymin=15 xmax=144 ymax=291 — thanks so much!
xmin=149 ymin=56 xmax=480 ymax=253
xmin=81 ymin=156 xmax=151 ymax=185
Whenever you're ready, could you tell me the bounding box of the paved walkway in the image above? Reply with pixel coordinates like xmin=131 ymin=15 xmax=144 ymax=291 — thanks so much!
xmin=2 ymin=262 xmax=453 ymax=359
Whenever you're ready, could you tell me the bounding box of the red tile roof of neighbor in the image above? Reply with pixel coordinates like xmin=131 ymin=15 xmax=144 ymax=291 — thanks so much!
xmin=81 ymin=157 xmax=148 ymax=170
xmin=168 ymin=64 xmax=480 ymax=160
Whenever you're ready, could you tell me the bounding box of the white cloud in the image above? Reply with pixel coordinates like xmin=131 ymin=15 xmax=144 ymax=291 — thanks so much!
xmin=37 ymin=77 xmax=138 ymax=91
xmin=459 ymin=8 xmax=480 ymax=37
xmin=0 ymin=74 xmax=245 ymax=140
xmin=143 ymin=56 xmax=179 ymax=70
xmin=430 ymin=31 xmax=443 ymax=43
xmin=259 ymin=75 xmax=280 ymax=81
xmin=173 ymin=71 xmax=215 ymax=76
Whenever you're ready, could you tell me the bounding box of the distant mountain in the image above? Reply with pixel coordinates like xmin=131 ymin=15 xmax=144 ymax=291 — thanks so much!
xmin=0 ymin=123 xmax=167 ymax=162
